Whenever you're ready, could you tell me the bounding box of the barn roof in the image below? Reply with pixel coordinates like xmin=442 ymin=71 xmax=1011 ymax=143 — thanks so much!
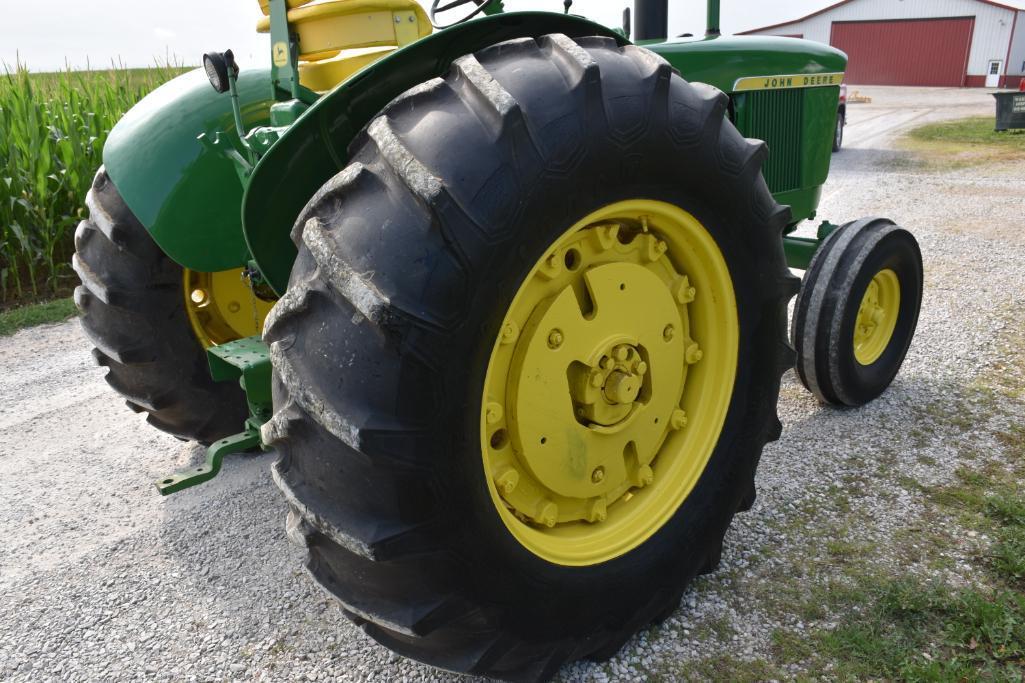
xmin=739 ymin=0 xmax=1025 ymax=35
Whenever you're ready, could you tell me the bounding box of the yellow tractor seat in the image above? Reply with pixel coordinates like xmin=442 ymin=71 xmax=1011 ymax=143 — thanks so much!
xmin=256 ymin=0 xmax=432 ymax=91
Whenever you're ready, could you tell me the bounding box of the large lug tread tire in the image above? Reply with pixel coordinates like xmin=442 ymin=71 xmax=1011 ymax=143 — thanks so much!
xmin=74 ymin=167 xmax=247 ymax=443
xmin=792 ymin=217 xmax=923 ymax=406
xmin=265 ymin=34 xmax=797 ymax=681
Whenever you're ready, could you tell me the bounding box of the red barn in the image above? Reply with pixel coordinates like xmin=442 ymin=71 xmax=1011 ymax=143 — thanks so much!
xmin=741 ymin=0 xmax=1025 ymax=88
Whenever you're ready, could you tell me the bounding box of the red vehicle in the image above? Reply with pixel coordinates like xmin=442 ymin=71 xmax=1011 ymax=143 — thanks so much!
xmin=834 ymin=81 xmax=847 ymax=151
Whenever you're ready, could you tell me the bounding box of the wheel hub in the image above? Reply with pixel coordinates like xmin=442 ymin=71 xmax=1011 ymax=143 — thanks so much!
xmin=853 ymin=268 xmax=900 ymax=365
xmin=571 ymin=342 xmax=647 ymax=428
xmin=184 ymin=268 xmax=276 ymax=348
xmin=480 ymin=200 xmax=738 ymax=565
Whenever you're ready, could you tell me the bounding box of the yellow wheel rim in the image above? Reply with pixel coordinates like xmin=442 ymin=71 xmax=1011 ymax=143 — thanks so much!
xmin=852 ymin=268 xmax=900 ymax=366
xmin=480 ymin=199 xmax=739 ymax=566
xmin=183 ymin=268 xmax=275 ymax=348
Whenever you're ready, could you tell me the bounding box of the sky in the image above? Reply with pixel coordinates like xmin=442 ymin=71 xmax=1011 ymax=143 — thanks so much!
xmin=1 ymin=1 xmax=835 ymax=72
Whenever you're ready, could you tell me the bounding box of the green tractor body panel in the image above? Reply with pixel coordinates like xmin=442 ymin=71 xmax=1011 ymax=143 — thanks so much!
xmin=242 ymin=12 xmax=627 ymax=295
xmin=103 ymin=68 xmax=276 ymax=272
xmin=99 ymin=9 xmax=845 ymax=288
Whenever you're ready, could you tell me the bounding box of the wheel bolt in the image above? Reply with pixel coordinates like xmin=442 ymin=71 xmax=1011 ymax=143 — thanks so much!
xmin=494 ymin=466 xmax=519 ymax=495
xmin=613 ymin=345 xmax=630 ymax=361
xmin=686 ymin=343 xmax=703 ymax=364
xmin=547 ymin=329 xmax=564 ymax=349
xmin=485 ymin=402 xmax=503 ymax=425
xmin=635 ymin=361 xmax=648 ymax=375
xmin=500 ymin=321 xmax=519 ymax=345
xmin=633 ymin=464 xmax=654 ymax=488
xmin=670 ymin=409 xmax=688 ymax=430
xmin=663 ymin=324 xmax=674 ymax=342
xmin=673 ymin=276 xmax=696 ymax=304
xmin=536 ymin=501 xmax=558 ymax=528
xmin=591 ymin=466 xmax=605 ymax=483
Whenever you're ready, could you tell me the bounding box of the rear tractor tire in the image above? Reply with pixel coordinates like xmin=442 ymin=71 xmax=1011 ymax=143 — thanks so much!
xmin=792 ymin=218 xmax=923 ymax=406
xmin=73 ymin=167 xmax=258 ymax=443
xmin=265 ymin=34 xmax=798 ymax=681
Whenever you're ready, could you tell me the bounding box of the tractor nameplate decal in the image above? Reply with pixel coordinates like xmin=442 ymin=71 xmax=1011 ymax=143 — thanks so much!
xmin=273 ymin=42 xmax=289 ymax=67
xmin=733 ymin=72 xmax=845 ymax=92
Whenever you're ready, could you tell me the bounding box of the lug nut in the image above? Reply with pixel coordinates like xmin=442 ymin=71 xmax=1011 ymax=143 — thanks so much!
xmin=613 ymin=345 xmax=630 ymax=361
xmin=500 ymin=321 xmax=519 ymax=344
xmin=663 ymin=324 xmax=674 ymax=342
xmin=633 ymin=465 xmax=654 ymax=488
xmin=494 ymin=467 xmax=519 ymax=495
xmin=589 ymin=370 xmax=604 ymax=388
xmin=485 ymin=402 xmax=503 ymax=425
xmin=591 ymin=466 xmax=605 ymax=484
xmin=547 ymin=329 xmax=564 ymax=349
xmin=536 ymin=501 xmax=558 ymax=528
xmin=670 ymin=409 xmax=688 ymax=430
xmin=673 ymin=275 xmax=696 ymax=304
xmin=686 ymin=343 xmax=703 ymax=364
xmin=635 ymin=361 xmax=648 ymax=375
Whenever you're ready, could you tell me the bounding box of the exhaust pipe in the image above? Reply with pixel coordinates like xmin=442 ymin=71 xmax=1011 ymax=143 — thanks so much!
xmin=633 ymin=0 xmax=720 ymax=41
xmin=706 ymin=0 xmax=720 ymax=36
xmin=633 ymin=0 xmax=667 ymax=41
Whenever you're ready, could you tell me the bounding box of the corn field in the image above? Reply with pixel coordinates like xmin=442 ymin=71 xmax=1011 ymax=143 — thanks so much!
xmin=0 ymin=62 xmax=186 ymax=306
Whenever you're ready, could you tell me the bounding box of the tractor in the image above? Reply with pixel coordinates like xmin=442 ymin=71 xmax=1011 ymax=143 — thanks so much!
xmin=72 ymin=0 xmax=923 ymax=679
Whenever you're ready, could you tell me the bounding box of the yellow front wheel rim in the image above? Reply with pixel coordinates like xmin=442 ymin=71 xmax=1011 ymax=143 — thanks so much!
xmin=480 ymin=200 xmax=739 ymax=566
xmin=183 ymin=268 xmax=275 ymax=348
xmin=853 ymin=268 xmax=900 ymax=366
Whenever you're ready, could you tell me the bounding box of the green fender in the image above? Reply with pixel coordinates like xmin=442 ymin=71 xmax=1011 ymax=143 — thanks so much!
xmin=103 ymin=68 xmax=276 ymax=272
xmin=242 ymin=12 xmax=628 ymax=296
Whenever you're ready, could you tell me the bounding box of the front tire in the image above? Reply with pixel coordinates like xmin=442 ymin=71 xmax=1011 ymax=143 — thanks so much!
xmin=832 ymin=110 xmax=845 ymax=152
xmin=792 ymin=218 xmax=923 ymax=406
xmin=265 ymin=35 xmax=797 ymax=681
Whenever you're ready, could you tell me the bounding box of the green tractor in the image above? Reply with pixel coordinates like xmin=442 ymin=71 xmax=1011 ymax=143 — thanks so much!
xmin=73 ymin=0 xmax=923 ymax=678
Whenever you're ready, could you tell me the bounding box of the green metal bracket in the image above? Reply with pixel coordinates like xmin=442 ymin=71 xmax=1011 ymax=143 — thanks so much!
xmin=154 ymin=336 xmax=272 ymax=495
xmin=782 ymin=220 xmax=840 ymax=270
xmin=783 ymin=235 xmax=819 ymax=270
xmin=207 ymin=335 xmax=273 ymax=425
xmin=155 ymin=428 xmax=261 ymax=495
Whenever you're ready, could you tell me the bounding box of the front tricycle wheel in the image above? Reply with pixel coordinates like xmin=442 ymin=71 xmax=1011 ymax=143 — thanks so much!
xmin=264 ymin=33 xmax=797 ymax=681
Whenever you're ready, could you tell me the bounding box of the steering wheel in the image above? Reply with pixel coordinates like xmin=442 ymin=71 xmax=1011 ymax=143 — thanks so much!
xmin=430 ymin=0 xmax=491 ymax=29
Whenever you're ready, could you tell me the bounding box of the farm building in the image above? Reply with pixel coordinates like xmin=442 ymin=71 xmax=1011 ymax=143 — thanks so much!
xmin=740 ymin=0 xmax=1025 ymax=88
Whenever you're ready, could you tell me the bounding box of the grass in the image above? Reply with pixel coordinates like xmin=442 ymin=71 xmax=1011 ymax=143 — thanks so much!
xmin=0 ymin=297 xmax=76 ymax=336
xmin=0 ymin=61 xmax=188 ymax=307
xmin=782 ymin=455 xmax=1025 ymax=679
xmin=900 ymin=116 xmax=1025 ymax=170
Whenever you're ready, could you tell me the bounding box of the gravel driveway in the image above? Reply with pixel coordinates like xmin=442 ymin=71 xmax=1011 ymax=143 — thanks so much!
xmin=2 ymin=85 xmax=1023 ymax=682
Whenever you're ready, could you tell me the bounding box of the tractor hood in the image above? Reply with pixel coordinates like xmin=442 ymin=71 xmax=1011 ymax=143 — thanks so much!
xmin=646 ymin=34 xmax=848 ymax=94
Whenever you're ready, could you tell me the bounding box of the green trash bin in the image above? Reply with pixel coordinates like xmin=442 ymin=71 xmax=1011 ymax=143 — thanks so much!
xmin=993 ymin=91 xmax=1025 ymax=131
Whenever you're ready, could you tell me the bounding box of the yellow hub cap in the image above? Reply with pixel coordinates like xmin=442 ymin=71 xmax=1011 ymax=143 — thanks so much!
xmin=183 ymin=268 xmax=275 ymax=348
xmin=480 ymin=200 xmax=738 ymax=566
xmin=853 ymin=268 xmax=900 ymax=366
